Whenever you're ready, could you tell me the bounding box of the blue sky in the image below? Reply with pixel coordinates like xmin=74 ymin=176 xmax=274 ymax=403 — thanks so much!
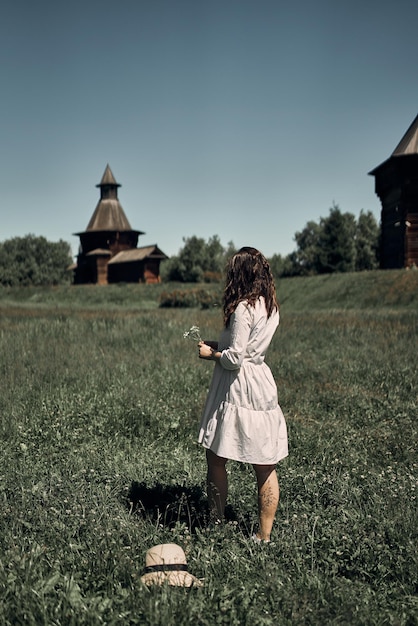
xmin=1 ymin=0 xmax=417 ymax=260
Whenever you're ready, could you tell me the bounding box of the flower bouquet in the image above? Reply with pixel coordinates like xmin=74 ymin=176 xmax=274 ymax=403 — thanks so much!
xmin=183 ymin=326 xmax=202 ymax=342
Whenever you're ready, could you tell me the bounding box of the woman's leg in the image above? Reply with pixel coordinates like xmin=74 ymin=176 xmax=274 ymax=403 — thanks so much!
xmin=206 ymin=449 xmax=228 ymax=521
xmin=252 ymin=464 xmax=279 ymax=541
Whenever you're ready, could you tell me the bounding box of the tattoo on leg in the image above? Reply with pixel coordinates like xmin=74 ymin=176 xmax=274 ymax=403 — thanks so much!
xmin=260 ymin=484 xmax=276 ymax=508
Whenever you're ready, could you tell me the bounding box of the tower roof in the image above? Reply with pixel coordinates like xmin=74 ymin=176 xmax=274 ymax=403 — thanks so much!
xmin=391 ymin=114 xmax=418 ymax=156
xmin=369 ymin=113 xmax=418 ymax=176
xmin=74 ymin=165 xmax=144 ymax=236
xmin=83 ymin=199 xmax=140 ymax=233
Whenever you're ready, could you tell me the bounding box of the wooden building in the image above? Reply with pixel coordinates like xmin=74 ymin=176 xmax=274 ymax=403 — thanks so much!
xmin=73 ymin=165 xmax=168 ymax=284
xmin=369 ymin=114 xmax=418 ymax=269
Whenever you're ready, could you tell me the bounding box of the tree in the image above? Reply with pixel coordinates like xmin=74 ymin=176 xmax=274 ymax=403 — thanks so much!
xmin=170 ymin=235 xmax=207 ymax=282
xmin=292 ymin=220 xmax=322 ymax=275
xmin=0 ymin=235 xmax=73 ymax=286
xmin=316 ymin=204 xmax=356 ymax=273
xmin=355 ymin=210 xmax=380 ymax=270
xmin=162 ymin=236 xmax=235 ymax=283
xmin=283 ymin=204 xmax=376 ymax=276
xmin=268 ymin=253 xmax=300 ymax=278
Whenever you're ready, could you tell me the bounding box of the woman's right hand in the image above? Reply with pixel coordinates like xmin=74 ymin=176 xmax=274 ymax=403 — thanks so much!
xmin=202 ymin=340 xmax=218 ymax=350
xmin=198 ymin=341 xmax=213 ymax=360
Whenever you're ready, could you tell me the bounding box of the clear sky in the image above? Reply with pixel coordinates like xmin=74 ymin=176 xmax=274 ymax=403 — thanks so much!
xmin=1 ymin=0 xmax=418 ymax=260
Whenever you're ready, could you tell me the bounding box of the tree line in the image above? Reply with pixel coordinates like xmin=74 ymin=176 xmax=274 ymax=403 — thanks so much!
xmin=162 ymin=204 xmax=380 ymax=282
xmin=0 ymin=205 xmax=380 ymax=286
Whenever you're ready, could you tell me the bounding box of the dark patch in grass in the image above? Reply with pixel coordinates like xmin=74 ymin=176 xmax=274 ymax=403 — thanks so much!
xmin=127 ymin=481 xmax=239 ymax=532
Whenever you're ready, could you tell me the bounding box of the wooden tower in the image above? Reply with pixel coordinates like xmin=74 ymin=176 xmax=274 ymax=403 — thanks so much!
xmin=369 ymin=114 xmax=418 ymax=269
xmin=73 ymin=165 xmax=168 ymax=284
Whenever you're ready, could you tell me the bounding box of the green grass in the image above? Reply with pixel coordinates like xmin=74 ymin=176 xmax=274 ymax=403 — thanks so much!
xmin=1 ymin=268 xmax=417 ymax=313
xmin=277 ymin=268 xmax=418 ymax=310
xmin=0 ymin=271 xmax=416 ymax=625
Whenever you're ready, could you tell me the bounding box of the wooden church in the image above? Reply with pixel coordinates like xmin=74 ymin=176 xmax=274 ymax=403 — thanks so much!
xmin=369 ymin=114 xmax=418 ymax=269
xmin=73 ymin=165 xmax=168 ymax=284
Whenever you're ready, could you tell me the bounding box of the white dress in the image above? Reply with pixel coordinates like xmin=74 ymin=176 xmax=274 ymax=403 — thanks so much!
xmin=198 ymin=297 xmax=288 ymax=464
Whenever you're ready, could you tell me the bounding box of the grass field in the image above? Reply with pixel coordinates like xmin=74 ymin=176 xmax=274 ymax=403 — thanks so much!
xmin=0 ymin=270 xmax=417 ymax=625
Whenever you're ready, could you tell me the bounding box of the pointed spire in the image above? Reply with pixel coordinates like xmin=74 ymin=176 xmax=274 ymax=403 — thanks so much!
xmin=97 ymin=164 xmax=121 ymax=187
xmin=392 ymin=114 xmax=418 ymax=156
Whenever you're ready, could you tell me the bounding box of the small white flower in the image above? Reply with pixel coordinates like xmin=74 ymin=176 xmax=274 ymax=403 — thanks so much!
xmin=183 ymin=325 xmax=202 ymax=342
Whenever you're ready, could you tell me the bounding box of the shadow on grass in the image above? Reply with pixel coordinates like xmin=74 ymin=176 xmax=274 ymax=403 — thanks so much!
xmin=127 ymin=481 xmax=239 ymax=532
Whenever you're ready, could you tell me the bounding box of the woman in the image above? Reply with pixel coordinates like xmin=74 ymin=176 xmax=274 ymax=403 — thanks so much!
xmin=198 ymin=247 xmax=288 ymax=543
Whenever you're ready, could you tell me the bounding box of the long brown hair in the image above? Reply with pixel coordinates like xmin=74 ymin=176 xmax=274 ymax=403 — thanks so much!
xmin=223 ymin=247 xmax=279 ymax=327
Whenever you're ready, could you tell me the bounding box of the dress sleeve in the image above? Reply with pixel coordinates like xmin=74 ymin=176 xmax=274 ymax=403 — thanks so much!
xmin=219 ymin=302 xmax=252 ymax=370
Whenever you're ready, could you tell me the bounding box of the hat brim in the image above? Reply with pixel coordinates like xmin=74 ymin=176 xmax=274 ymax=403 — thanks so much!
xmin=140 ymin=570 xmax=203 ymax=587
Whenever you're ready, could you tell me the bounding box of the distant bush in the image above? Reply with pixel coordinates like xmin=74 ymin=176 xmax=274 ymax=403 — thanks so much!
xmin=159 ymin=287 xmax=222 ymax=309
xmin=202 ymin=271 xmax=223 ymax=283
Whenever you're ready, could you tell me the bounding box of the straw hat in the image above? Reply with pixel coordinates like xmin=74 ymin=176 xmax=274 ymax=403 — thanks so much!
xmin=140 ymin=543 xmax=203 ymax=587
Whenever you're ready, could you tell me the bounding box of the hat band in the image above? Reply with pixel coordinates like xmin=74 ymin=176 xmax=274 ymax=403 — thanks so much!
xmin=144 ymin=563 xmax=189 ymax=574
